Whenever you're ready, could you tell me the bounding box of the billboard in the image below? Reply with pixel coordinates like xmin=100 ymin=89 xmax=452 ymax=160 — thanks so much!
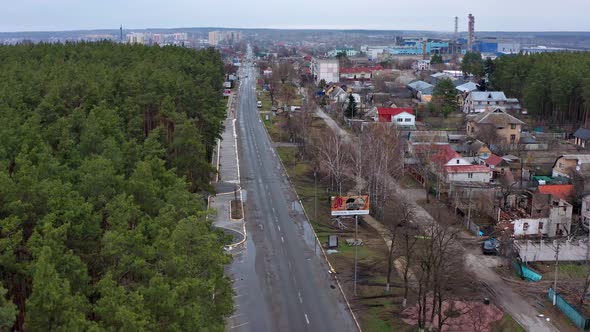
xmin=330 ymin=195 xmax=370 ymax=216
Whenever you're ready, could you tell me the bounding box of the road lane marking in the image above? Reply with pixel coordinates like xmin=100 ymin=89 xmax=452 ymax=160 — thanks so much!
xmin=277 ymin=225 xmax=281 ymax=232
xmin=298 ymin=292 xmax=303 ymax=303
xmin=281 ymin=236 xmax=284 ymax=243
xmin=304 ymin=314 xmax=310 ymax=325
xmin=230 ymin=313 xmax=244 ymax=319
xmin=230 ymin=322 xmax=250 ymax=329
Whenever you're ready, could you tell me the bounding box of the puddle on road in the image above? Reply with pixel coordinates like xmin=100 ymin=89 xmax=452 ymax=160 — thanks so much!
xmin=291 ymin=200 xmax=304 ymax=214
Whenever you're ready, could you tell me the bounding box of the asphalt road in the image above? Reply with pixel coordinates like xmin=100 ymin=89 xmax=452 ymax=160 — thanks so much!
xmin=226 ymin=49 xmax=357 ymax=332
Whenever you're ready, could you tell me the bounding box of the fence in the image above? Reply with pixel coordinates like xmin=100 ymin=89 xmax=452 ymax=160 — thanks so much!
xmin=462 ymin=217 xmax=481 ymax=236
xmin=547 ymin=287 xmax=590 ymax=330
xmin=512 ymin=261 xmax=542 ymax=281
xmin=522 ymin=143 xmax=549 ymax=151
xmin=534 ymin=132 xmax=567 ymax=141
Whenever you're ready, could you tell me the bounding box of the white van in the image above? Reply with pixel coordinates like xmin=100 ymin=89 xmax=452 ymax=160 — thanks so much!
xmin=257 ymin=101 xmax=262 ymax=108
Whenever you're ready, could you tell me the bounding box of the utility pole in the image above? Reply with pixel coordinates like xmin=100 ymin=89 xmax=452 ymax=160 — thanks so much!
xmin=314 ymin=170 xmax=318 ymax=255
xmin=467 ymin=188 xmax=473 ymax=231
xmin=353 ymin=128 xmax=362 ymax=297
xmin=354 ymin=214 xmax=358 ymax=296
xmin=554 ymin=241 xmax=560 ymax=305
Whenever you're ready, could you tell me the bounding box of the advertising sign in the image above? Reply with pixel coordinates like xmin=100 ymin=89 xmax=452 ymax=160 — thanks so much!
xmin=330 ymin=195 xmax=370 ymax=216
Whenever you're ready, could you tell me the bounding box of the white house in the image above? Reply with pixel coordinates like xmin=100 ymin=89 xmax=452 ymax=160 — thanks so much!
xmin=428 ymin=145 xmax=493 ymax=183
xmin=313 ymin=59 xmax=340 ymax=84
xmin=375 ymin=107 xmax=415 ymax=126
xmin=462 ymin=91 xmax=508 ymax=113
xmin=444 ymin=164 xmax=493 ymax=183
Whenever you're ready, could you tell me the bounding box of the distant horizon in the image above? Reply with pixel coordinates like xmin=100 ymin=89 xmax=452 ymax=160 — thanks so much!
xmin=3 ymin=0 xmax=589 ymax=34
xmin=1 ymin=26 xmax=590 ymax=35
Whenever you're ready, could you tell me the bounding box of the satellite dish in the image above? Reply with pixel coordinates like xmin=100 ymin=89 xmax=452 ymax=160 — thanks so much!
xmin=577 ymin=166 xmax=581 ymax=171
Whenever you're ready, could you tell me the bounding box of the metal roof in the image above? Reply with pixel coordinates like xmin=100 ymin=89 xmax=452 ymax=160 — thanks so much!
xmin=561 ymin=154 xmax=590 ymax=164
xmin=574 ymin=128 xmax=590 ymax=140
xmin=456 ymin=82 xmax=479 ymax=93
xmin=471 ymin=108 xmax=525 ymax=125
xmin=407 ymin=80 xmax=433 ymax=92
xmin=469 ymin=91 xmax=507 ymax=101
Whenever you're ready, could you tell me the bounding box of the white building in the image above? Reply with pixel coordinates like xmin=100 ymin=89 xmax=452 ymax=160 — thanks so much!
xmin=413 ymin=60 xmax=431 ymax=71
xmin=374 ymin=107 xmax=415 ymax=126
xmin=327 ymin=48 xmax=359 ymax=57
xmin=392 ymin=111 xmax=415 ymax=126
xmin=366 ymin=47 xmax=386 ymax=60
xmin=513 ymin=199 xmax=572 ymax=237
xmin=444 ymin=164 xmax=493 ymax=183
xmin=462 ymin=91 xmax=508 ymax=113
xmin=313 ymin=59 xmax=340 ymax=84
xmin=497 ymin=41 xmax=521 ymax=54
xmin=208 ymin=31 xmax=242 ymax=46
xmin=127 ymin=33 xmax=146 ymax=45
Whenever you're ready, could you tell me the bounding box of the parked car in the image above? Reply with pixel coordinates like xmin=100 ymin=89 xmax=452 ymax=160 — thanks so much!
xmin=257 ymin=101 xmax=262 ymax=108
xmin=482 ymin=238 xmax=499 ymax=255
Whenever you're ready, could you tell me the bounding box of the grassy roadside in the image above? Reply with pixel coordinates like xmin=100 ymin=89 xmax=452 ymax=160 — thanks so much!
xmin=490 ymin=314 xmax=527 ymax=332
xmin=276 ymin=145 xmax=410 ymax=331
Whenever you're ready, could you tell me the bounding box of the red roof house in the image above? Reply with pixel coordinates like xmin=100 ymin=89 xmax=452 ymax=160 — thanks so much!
xmin=377 ymin=107 xmax=414 ymax=123
xmin=538 ymin=185 xmax=574 ymax=201
xmin=432 ymin=145 xmax=461 ymax=167
xmin=340 ymin=65 xmax=385 ymax=81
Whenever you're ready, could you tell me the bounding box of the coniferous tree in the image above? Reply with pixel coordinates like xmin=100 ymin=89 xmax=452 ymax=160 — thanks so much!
xmin=345 ymin=93 xmax=358 ymax=118
xmin=0 ymin=42 xmax=232 ymax=331
xmin=432 ymin=78 xmax=458 ymax=117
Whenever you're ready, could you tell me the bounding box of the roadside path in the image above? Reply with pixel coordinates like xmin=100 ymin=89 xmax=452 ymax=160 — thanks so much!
xmin=210 ymin=92 xmax=245 ymax=246
xmin=315 ymin=107 xmax=558 ymax=332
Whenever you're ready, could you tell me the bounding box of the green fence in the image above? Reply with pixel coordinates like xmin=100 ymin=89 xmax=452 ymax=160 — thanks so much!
xmin=548 ymin=287 xmax=590 ymax=330
xmin=513 ymin=261 xmax=542 ymax=282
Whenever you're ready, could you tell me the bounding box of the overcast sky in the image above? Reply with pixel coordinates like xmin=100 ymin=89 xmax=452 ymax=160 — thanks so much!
xmin=1 ymin=0 xmax=589 ymax=32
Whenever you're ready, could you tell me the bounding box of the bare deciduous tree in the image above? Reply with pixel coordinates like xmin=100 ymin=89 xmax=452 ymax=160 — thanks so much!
xmin=275 ymin=61 xmax=293 ymax=84
xmin=289 ymin=98 xmax=315 ymax=157
xmin=359 ymin=124 xmax=403 ymax=220
xmin=411 ymin=142 xmax=439 ymax=204
xmin=279 ymin=84 xmax=297 ymax=106
xmin=383 ymin=198 xmax=416 ymax=293
xmin=416 ymin=217 xmax=461 ymax=331
xmin=316 ymin=129 xmax=348 ymax=194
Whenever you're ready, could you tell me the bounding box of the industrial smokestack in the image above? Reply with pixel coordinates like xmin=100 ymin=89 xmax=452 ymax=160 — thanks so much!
xmin=468 ymin=14 xmax=475 ymax=52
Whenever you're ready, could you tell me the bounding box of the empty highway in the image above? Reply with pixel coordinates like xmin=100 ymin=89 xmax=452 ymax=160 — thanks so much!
xmin=226 ymin=48 xmax=357 ymax=332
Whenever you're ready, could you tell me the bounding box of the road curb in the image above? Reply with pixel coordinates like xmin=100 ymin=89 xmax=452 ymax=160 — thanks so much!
xmin=210 ymin=82 xmax=247 ymax=252
xmin=259 ymin=112 xmax=363 ymax=332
